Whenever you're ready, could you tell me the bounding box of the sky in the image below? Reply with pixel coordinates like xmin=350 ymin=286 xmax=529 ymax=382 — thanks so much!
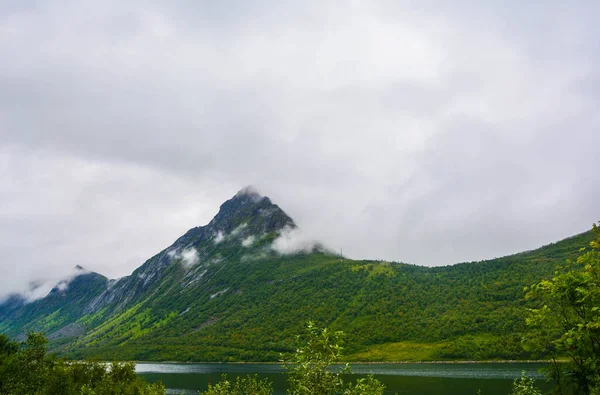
xmin=1 ymin=0 xmax=599 ymax=300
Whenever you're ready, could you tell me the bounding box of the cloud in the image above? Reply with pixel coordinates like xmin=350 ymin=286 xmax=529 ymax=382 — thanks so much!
xmin=0 ymin=1 xmax=599 ymax=298
xmin=168 ymin=247 xmax=200 ymax=268
xmin=214 ymin=231 xmax=225 ymax=244
xmin=21 ymin=282 xmax=58 ymax=303
xmin=14 ymin=266 xmax=86 ymax=303
xmin=241 ymin=235 xmax=255 ymax=247
xmin=230 ymin=224 xmax=248 ymax=237
xmin=180 ymin=248 xmax=200 ymax=267
xmin=272 ymin=227 xmax=319 ymax=255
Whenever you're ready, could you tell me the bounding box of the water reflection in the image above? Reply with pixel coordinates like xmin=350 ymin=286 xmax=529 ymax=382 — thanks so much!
xmin=137 ymin=362 xmax=550 ymax=395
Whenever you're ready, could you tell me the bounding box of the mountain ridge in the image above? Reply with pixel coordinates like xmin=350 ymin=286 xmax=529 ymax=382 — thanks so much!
xmin=0 ymin=187 xmax=595 ymax=361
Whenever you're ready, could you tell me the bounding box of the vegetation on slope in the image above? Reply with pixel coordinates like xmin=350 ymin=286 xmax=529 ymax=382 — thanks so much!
xmin=3 ymin=221 xmax=600 ymax=395
xmin=0 ymin=187 xmax=595 ymax=363
xmin=57 ymin=231 xmax=594 ymax=362
xmin=0 ymin=271 xmax=108 ymax=339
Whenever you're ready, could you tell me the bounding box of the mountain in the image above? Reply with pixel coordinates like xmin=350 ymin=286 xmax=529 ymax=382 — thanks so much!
xmin=0 ymin=267 xmax=108 ymax=341
xmin=0 ymin=187 xmax=595 ymax=362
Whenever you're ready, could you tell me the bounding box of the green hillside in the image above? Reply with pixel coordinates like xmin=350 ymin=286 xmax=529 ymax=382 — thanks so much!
xmin=62 ymin=231 xmax=594 ymax=362
xmin=0 ymin=270 xmax=108 ymax=340
xmin=0 ymin=187 xmax=595 ymax=362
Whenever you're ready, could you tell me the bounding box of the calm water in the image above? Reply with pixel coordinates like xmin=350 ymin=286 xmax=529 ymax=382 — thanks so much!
xmin=137 ymin=362 xmax=551 ymax=394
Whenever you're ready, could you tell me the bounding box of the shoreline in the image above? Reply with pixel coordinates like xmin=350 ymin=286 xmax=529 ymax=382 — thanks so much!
xmin=134 ymin=359 xmax=556 ymax=365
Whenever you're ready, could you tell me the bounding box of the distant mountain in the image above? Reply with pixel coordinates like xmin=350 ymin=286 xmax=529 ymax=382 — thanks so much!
xmin=0 ymin=187 xmax=595 ymax=361
xmin=0 ymin=267 xmax=108 ymax=340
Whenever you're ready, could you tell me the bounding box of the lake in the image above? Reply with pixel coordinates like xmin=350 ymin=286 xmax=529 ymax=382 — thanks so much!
xmin=136 ymin=362 xmax=551 ymax=394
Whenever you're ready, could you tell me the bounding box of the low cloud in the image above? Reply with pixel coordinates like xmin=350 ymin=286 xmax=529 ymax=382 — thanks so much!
xmin=241 ymin=235 xmax=255 ymax=247
xmin=16 ymin=266 xmax=86 ymax=303
xmin=22 ymin=281 xmax=58 ymax=303
xmin=230 ymin=224 xmax=248 ymax=237
xmin=167 ymin=247 xmax=200 ymax=268
xmin=271 ymin=227 xmax=320 ymax=255
xmin=214 ymin=231 xmax=225 ymax=244
xmin=181 ymin=248 xmax=200 ymax=267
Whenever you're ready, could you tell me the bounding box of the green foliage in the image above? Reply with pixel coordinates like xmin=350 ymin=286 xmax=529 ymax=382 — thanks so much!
xmin=1 ymin=224 xmax=594 ymax=362
xmin=0 ymin=333 xmax=18 ymax=357
xmin=0 ymin=332 xmax=164 ymax=395
xmin=198 ymin=322 xmax=385 ymax=395
xmin=1 ymin=325 xmax=383 ymax=395
xmin=0 ymin=272 xmax=108 ymax=338
xmin=344 ymin=376 xmax=386 ymax=395
xmin=347 ymin=340 xmax=446 ymax=362
xmin=200 ymin=374 xmax=273 ymax=395
xmin=284 ymin=321 xmax=349 ymax=395
xmin=509 ymin=372 xmax=542 ymax=395
xmin=283 ymin=322 xmax=384 ymax=395
xmin=524 ymin=223 xmax=600 ymax=394
xmin=202 ymin=322 xmax=385 ymax=395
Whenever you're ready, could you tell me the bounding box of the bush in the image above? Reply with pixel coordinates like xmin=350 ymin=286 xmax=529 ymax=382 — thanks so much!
xmin=201 ymin=374 xmax=273 ymax=395
xmin=509 ymin=372 xmax=541 ymax=395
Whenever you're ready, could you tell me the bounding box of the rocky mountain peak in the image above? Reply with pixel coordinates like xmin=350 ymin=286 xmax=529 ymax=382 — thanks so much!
xmin=166 ymin=187 xmax=296 ymax=253
xmin=210 ymin=186 xmax=295 ymax=234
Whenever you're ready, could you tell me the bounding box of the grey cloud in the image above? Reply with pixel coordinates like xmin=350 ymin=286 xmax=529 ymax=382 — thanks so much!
xmin=1 ymin=1 xmax=599 ymax=299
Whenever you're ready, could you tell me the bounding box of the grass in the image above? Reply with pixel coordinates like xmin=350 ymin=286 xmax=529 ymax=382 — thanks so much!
xmin=350 ymin=262 xmax=396 ymax=278
xmin=346 ymin=341 xmax=448 ymax=362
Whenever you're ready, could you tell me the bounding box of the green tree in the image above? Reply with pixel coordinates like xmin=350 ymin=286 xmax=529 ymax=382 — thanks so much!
xmin=202 ymin=322 xmax=385 ymax=395
xmin=284 ymin=322 xmax=348 ymax=395
xmin=523 ymin=223 xmax=600 ymax=394
xmin=283 ymin=321 xmax=384 ymax=395
xmin=201 ymin=374 xmax=273 ymax=395
xmin=509 ymin=372 xmax=542 ymax=395
xmin=1 ymin=331 xmax=53 ymax=394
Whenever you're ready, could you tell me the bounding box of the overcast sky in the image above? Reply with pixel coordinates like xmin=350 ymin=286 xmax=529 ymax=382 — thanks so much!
xmin=1 ymin=0 xmax=599 ymax=300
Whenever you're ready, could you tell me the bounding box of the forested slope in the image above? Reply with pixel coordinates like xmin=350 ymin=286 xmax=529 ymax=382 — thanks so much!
xmin=64 ymin=231 xmax=596 ymax=362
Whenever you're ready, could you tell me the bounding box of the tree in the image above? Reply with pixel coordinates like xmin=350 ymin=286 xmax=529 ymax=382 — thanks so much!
xmin=284 ymin=322 xmax=348 ymax=395
xmin=201 ymin=321 xmax=385 ymax=395
xmin=283 ymin=321 xmax=385 ymax=395
xmin=523 ymin=223 xmax=600 ymax=394
xmin=201 ymin=374 xmax=273 ymax=395
xmin=509 ymin=372 xmax=542 ymax=395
